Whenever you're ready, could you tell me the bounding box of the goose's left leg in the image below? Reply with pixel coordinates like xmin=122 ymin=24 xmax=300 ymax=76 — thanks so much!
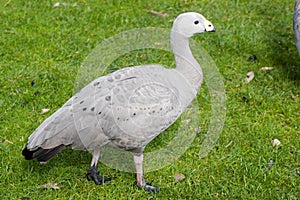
xmin=86 ymin=149 xmax=112 ymax=185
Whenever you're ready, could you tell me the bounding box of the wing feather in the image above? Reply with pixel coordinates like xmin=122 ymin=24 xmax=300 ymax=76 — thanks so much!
xmin=26 ymin=64 xmax=193 ymax=153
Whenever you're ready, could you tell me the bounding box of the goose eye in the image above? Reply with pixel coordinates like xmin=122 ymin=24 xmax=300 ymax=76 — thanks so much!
xmin=194 ymin=20 xmax=199 ymax=25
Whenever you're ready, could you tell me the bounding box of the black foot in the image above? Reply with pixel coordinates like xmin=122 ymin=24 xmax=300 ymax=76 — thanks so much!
xmin=86 ymin=166 xmax=112 ymax=185
xmin=138 ymin=181 xmax=160 ymax=192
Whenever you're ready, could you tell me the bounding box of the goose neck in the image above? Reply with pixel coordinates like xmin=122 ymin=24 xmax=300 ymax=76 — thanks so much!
xmin=170 ymin=30 xmax=203 ymax=92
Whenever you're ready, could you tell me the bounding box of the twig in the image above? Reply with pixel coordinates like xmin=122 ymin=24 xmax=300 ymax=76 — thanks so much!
xmin=145 ymin=9 xmax=169 ymax=17
xmin=4 ymin=0 xmax=12 ymax=7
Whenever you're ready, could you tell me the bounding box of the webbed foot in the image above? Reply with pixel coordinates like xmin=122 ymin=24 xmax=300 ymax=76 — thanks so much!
xmin=86 ymin=165 xmax=112 ymax=185
xmin=143 ymin=181 xmax=160 ymax=192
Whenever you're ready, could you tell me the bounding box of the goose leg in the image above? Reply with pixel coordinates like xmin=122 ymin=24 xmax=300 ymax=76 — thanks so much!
xmin=133 ymin=154 xmax=160 ymax=192
xmin=86 ymin=149 xmax=112 ymax=185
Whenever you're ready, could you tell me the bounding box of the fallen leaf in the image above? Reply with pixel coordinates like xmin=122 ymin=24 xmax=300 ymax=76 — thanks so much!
xmin=41 ymin=108 xmax=50 ymax=114
xmin=145 ymin=10 xmax=169 ymax=17
xmin=37 ymin=183 xmax=60 ymax=190
xmin=245 ymin=71 xmax=255 ymax=83
xmin=53 ymin=2 xmax=67 ymax=7
xmin=291 ymin=93 xmax=297 ymax=100
xmin=53 ymin=2 xmax=61 ymax=7
xmin=174 ymin=173 xmax=185 ymax=182
xmin=260 ymin=67 xmax=273 ymax=71
xmin=271 ymin=139 xmax=281 ymax=147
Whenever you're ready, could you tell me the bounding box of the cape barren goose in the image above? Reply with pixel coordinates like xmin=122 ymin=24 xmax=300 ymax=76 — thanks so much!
xmin=22 ymin=12 xmax=215 ymax=192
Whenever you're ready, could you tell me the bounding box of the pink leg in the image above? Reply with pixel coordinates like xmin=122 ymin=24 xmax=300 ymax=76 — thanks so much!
xmin=86 ymin=149 xmax=112 ymax=185
xmin=133 ymin=154 xmax=160 ymax=192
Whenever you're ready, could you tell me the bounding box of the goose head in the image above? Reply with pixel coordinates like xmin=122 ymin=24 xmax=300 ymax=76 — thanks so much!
xmin=172 ymin=12 xmax=215 ymax=38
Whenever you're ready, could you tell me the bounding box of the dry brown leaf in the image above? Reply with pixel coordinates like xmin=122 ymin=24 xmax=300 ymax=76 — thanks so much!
xmin=260 ymin=67 xmax=273 ymax=71
xmin=291 ymin=93 xmax=298 ymax=100
xmin=245 ymin=71 xmax=255 ymax=83
xmin=53 ymin=2 xmax=61 ymax=7
xmin=53 ymin=2 xmax=67 ymax=7
xmin=145 ymin=10 xmax=169 ymax=17
xmin=37 ymin=183 xmax=60 ymax=190
xmin=174 ymin=173 xmax=185 ymax=182
xmin=271 ymin=139 xmax=281 ymax=147
xmin=41 ymin=108 xmax=50 ymax=114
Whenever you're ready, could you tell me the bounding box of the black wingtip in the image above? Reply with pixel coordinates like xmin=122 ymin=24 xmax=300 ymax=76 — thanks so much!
xmin=22 ymin=145 xmax=65 ymax=162
xmin=22 ymin=147 xmax=35 ymax=160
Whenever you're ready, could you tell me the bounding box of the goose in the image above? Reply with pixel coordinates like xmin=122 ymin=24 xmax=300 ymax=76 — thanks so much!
xmin=294 ymin=0 xmax=300 ymax=55
xmin=22 ymin=12 xmax=215 ymax=192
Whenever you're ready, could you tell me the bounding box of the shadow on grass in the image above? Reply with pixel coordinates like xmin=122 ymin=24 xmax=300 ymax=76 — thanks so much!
xmin=21 ymin=148 xmax=93 ymax=176
xmin=268 ymin=31 xmax=300 ymax=83
xmin=20 ymin=147 xmax=136 ymax=184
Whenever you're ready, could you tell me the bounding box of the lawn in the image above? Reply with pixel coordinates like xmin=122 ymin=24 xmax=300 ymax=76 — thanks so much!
xmin=0 ymin=0 xmax=299 ymax=199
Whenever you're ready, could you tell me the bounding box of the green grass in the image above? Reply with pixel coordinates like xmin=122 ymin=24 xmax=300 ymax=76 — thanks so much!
xmin=1 ymin=0 xmax=299 ymax=199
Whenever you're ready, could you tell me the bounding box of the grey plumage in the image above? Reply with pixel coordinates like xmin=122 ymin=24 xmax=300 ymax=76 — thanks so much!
xmin=26 ymin=65 xmax=188 ymax=152
xmin=22 ymin=12 xmax=216 ymax=191
xmin=294 ymin=0 xmax=300 ymax=55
